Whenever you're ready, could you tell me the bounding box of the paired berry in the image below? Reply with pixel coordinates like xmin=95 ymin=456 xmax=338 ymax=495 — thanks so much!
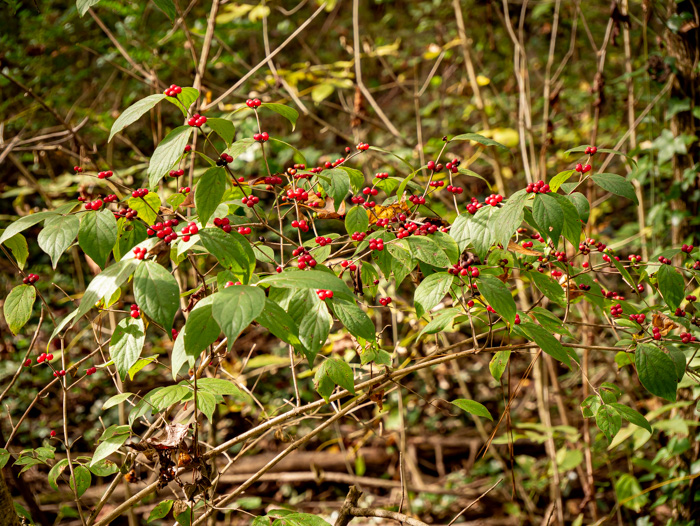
xmin=86 ymin=366 xmax=97 ymax=375
xmin=84 ymin=199 xmax=104 ymax=211
xmin=132 ymin=188 xmax=149 ymax=198
xmin=584 ymin=146 xmax=597 ymax=155
xmin=379 ymin=297 xmax=392 ymax=306
xmin=675 ymin=308 xmax=686 ymax=317
xmin=213 ymin=217 xmax=232 ymax=233
xmin=97 ymin=170 xmax=113 ymax=179
xmin=169 ymin=169 xmax=185 ymax=177
xmin=217 ymin=153 xmax=234 ymax=166
xmin=238 ymin=226 xmax=252 ymax=235
xmin=514 ymin=314 xmax=521 ymax=325
xmin=133 ymin=247 xmax=147 ymax=260
xmin=652 ymin=326 xmax=662 ymax=340
xmin=317 ymin=289 xmax=334 ymax=300
xmin=253 ymin=132 xmax=269 ymax=142
xmin=179 ymin=186 xmax=191 ymax=194
xmin=681 ymin=244 xmax=694 ymax=253
xmin=74 ymin=166 xmax=83 ymax=173
xmin=356 ymin=142 xmax=370 ymax=151
xmin=130 ymin=304 xmax=140 ymax=318
xmin=246 ymin=98 xmax=262 ymax=108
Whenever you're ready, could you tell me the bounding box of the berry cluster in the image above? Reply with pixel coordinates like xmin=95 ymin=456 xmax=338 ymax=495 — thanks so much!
xmin=466 ymin=197 xmax=483 ymax=214
xmin=485 ymin=194 xmax=503 ymax=206
xmin=375 ymin=172 xmax=389 ymax=180
xmin=629 ymin=313 xmax=646 ymax=324
xmin=578 ymin=283 xmax=591 ymax=291
xmin=74 ymin=166 xmax=83 ymax=173
xmin=132 ymin=188 xmax=149 ymax=198
xmin=522 ymin=241 xmax=534 ymax=248
xmin=627 ymin=254 xmax=643 ymax=263
xmin=213 ymin=217 xmax=232 ymax=233
xmin=447 ymin=262 xmax=480 ymax=277
xmin=526 ymin=180 xmax=551 ymax=194
xmin=53 ymin=369 xmax=66 ymax=378
xmin=610 ymin=304 xmax=623 ymax=318
xmin=84 ymin=199 xmax=104 ymax=210
xmin=237 ymin=226 xmax=252 ymax=235
xmin=241 ymin=195 xmax=259 ymax=208
xmin=116 ymin=207 xmax=138 ymax=220
xmin=486 ymin=306 xmax=496 ymax=314
xmin=130 ymin=304 xmax=140 ymax=318
xmin=351 ymin=195 xmax=366 ymax=205
xmin=686 ymin=295 xmax=697 ymax=302
xmin=164 ymin=84 xmax=182 ymax=97
xmin=253 ymin=132 xmax=269 ymax=142
xmin=681 ymin=244 xmax=694 ymax=253
xmin=169 ymin=169 xmax=185 ymax=177
xmin=658 ymin=256 xmax=672 ymax=265
xmin=224 ymin=281 xmax=242 ymax=288
xmin=675 ymin=308 xmax=686 ymax=317
xmin=179 ymin=186 xmax=191 ymax=194
xmin=446 ymin=185 xmax=463 ymax=194
xmin=315 ymin=236 xmax=332 ymax=247
xmin=37 ymin=352 xmax=53 ymax=364
xmin=22 ymin=273 xmax=39 ymax=285
xmin=133 ymin=247 xmax=147 ymax=260
xmin=147 ymin=219 xmax=180 ymax=244
xmin=316 ymin=289 xmax=334 ymax=300
xmin=323 ymin=157 xmax=346 ymax=169
xmin=292 ymin=247 xmax=317 ymax=269
xmin=445 ymin=158 xmax=461 ymax=173
xmin=264 ymin=176 xmax=283 ymax=185
xmin=246 ymin=98 xmax=262 ymax=108
xmin=429 ymin=180 xmax=445 ymax=188
xmin=356 ymin=142 xmax=370 ymax=151
xmin=187 ymin=114 xmax=207 ymax=127
xmin=408 ymin=195 xmax=426 ymax=205
xmin=379 ymin=297 xmax=392 ymax=306
xmin=285 ymin=187 xmax=310 ymax=202
xmin=180 ymin=221 xmax=199 ymax=242
xmin=584 ymin=146 xmax=598 ymax=155
xmin=86 ymin=366 xmax=97 ymax=375
xmin=680 ymin=332 xmax=697 ymax=344
xmin=575 ymin=163 xmax=592 ymax=173
xmin=652 ymin=326 xmax=662 ymax=340
xmin=97 ymin=170 xmax=113 ymax=179
xmin=426 ymin=161 xmax=442 ymax=171
xmin=351 ymin=231 xmax=366 ymax=242
xmin=362 ymin=187 xmax=379 ymax=197
xmin=368 ymin=238 xmax=384 ymax=252
xmin=217 ymin=153 xmax=234 ymax=166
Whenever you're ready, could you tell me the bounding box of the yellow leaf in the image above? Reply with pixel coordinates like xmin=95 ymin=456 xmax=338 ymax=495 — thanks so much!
xmin=476 ymin=75 xmax=490 ymax=86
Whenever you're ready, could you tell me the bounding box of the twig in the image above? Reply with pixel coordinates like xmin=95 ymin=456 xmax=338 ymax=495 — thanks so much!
xmin=447 ymin=478 xmax=502 ymax=526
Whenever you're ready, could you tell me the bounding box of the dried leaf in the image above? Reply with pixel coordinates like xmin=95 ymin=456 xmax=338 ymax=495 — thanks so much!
xmin=368 ymin=200 xmax=411 ymax=225
xmin=652 ymin=312 xmax=677 ymax=336
xmin=508 ymin=241 xmax=543 ymax=256
xmin=147 ymin=423 xmax=190 ymax=450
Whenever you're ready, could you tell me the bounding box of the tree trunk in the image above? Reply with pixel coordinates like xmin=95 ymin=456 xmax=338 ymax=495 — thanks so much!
xmin=0 ymin=470 xmax=21 ymax=526
xmin=664 ymin=0 xmax=700 ymax=245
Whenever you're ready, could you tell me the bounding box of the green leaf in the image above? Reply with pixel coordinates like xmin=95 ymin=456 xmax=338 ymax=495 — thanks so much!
xmin=457 ymin=168 xmax=493 ymax=190
xmin=489 ymin=351 xmax=511 ymax=382
xmin=0 ymin=211 xmax=58 ymax=245
xmin=206 ymin=118 xmax=236 ymax=147
xmin=596 ymin=405 xmax=622 ymax=442
xmin=314 ymin=358 xmax=354 ymax=402
xmin=69 ymin=465 xmax=92 ymax=498
xmin=418 ymin=308 xmax=461 ymax=339
xmin=450 ymin=207 xmax=495 ymax=260
xmin=432 ymin=231 xmax=460 ymax=264
xmin=134 ymin=261 xmax=180 ymax=333
xmin=615 ymin=473 xmax=648 ymax=512
xmin=345 ymin=206 xmax=369 ymax=235
xmin=38 ymin=214 xmax=80 ymax=268
xmin=259 ymin=270 xmax=354 ymax=301
xmin=262 ymin=103 xmax=299 ymax=130
xmin=150 ymin=385 xmax=190 ymax=411
xmin=657 ymin=264 xmax=685 ymax=311
xmin=199 ymin=228 xmax=255 ymax=283
xmin=318 ymin=168 xmax=350 ymax=212
xmin=478 ymin=274 xmax=516 ymax=325
xmin=566 ymin=192 xmax=590 ymax=222
xmin=0 ymin=449 xmax=10 ymax=469
xmin=102 ymin=392 xmax=133 ymax=410
xmin=549 ymin=193 xmax=583 ymax=246
xmin=176 ymin=88 xmax=200 ymax=111
xmin=255 ymin=299 xmax=308 ymax=359
xmin=48 ymin=458 xmax=69 ymax=490
xmin=196 ymin=392 xmax=217 ymax=422
xmin=223 ymin=138 xmax=256 ymax=161
xmin=211 ymin=285 xmax=266 ymax=349
xmin=276 ymin=513 xmax=332 ymax=526
xmin=110 ymin=317 xmax=146 ymax=380
xmin=89 ymin=459 xmax=118 ymax=476
xmin=148 ymin=500 xmax=174 ymax=523
xmin=517 ymin=321 xmax=571 ymax=367
xmin=329 ymin=298 xmax=375 ymax=341
xmin=298 ymin=302 xmax=332 ymax=364
xmin=451 ymin=132 xmax=508 ymax=151
xmin=1 ymin=232 xmax=28 ymax=270
xmin=531 ymin=307 xmax=572 ymax=337
xmin=128 ymin=192 xmax=162 ymax=226
xmin=635 ymin=343 xmax=677 ymax=402
xmin=533 ymin=193 xmax=564 ymax=244
xmin=109 ymin=94 xmax=166 ymax=141
xmin=527 ymin=271 xmax=566 ymax=307
xmin=90 ymin=431 xmax=129 ymax=467
xmin=609 ymin=403 xmax=652 ymax=433
xmin=338 ymin=166 xmax=365 ymax=194
xmin=404 ymin=236 xmax=450 ymax=267
xmin=549 ymin=170 xmax=575 ymax=192
xmin=182 ymin=296 xmax=221 ymax=360
xmin=414 ymin=272 xmax=454 ymax=318
xmin=590 ymin=173 xmax=638 ymax=204
xmin=77 ymin=0 xmax=102 ymax=16
xmin=269 ymin=137 xmax=306 ymax=165
xmin=492 ymin=189 xmax=528 ymax=248
xmin=195 ymin=167 xmax=227 ymax=227
xmin=197 ymin=377 xmax=244 ymax=397
xmin=152 ymin=0 xmax=176 ymax=21
xmin=311 ymin=83 xmax=335 ymax=103
xmin=4 ymin=285 xmax=36 ymax=335
xmin=78 ymin=209 xmax=118 ymax=269
xmin=148 ymin=125 xmax=193 ymax=188
xmin=452 ymin=399 xmax=493 ymax=421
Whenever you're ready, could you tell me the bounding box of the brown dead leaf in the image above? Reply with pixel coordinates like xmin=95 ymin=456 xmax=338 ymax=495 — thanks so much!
xmin=147 ymin=423 xmax=190 ymax=450
xmin=508 ymin=241 xmax=543 ymax=256
xmin=652 ymin=313 xmax=677 ymax=336
xmin=558 ymin=275 xmax=583 ymax=300
xmin=368 ymin=200 xmax=411 ymax=225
